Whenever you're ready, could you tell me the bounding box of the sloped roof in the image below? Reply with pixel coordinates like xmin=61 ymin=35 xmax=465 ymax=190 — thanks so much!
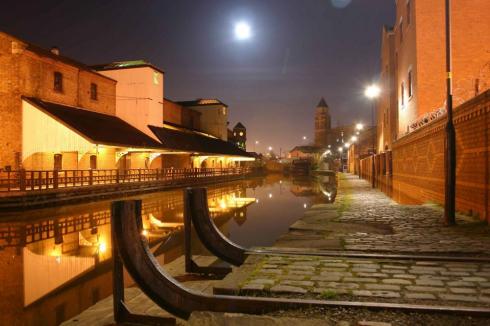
xmin=91 ymin=60 xmax=164 ymax=74
xmin=149 ymin=125 xmax=252 ymax=157
xmin=177 ymin=98 xmax=228 ymax=108
xmin=234 ymin=122 xmax=246 ymax=129
xmin=24 ymin=97 xmax=162 ymax=149
xmin=317 ymin=98 xmax=328 ymax=108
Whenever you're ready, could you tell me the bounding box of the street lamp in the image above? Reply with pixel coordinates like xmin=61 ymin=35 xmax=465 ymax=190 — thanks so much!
xmin=365 ymin=84 xmax=380 ymax=189
xmin=351 ymin=136 xmax=358 ymax=142
xmin=356 ymin=123 xmax=364 ymax=131
xmin=254 ymin=140 xmax=259 ymax=152
xmin=444 ymin=0 xmax=456 ymax=225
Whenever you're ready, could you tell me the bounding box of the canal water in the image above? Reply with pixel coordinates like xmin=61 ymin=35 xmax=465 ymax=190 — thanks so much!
xmin=0 ymin=174 xmax=336 ymax=326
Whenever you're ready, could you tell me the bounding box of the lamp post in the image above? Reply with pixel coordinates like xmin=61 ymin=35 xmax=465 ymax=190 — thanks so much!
xmin=365 ymin=85 xmax=380 ymax=189
xmin=355 ymin=123 xmax=364 ymax=178
xmin=254 ymin=140 xmax=259 ymax=152
xmin=444 ymin=0 xmax=456 ymax=226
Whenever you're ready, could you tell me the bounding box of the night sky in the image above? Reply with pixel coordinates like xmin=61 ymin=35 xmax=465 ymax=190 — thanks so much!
xmin=0 ymin=0 xmax=395 ymax=153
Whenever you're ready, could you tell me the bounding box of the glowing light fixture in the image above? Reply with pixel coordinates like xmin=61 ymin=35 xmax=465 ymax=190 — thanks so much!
xmin=351 ymin=136 xmax=358 ymax=142
xmin=234 ymin=22 xmax=252 ymax=40
xmin=356 ymin=123 xmax=364 ymax=131
xmin=365 ymin=84 xmax=381 ymax=99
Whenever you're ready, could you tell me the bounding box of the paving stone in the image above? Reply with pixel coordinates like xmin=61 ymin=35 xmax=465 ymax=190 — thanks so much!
xmin=242 ymin=284 xmax=265 ymax=291
xmin=279 ymin=274 xmax=307 ymax=281
xmin=382 ymin=278 xmax=412 ymax=285
xmin=449 ymin=287 xmax=477 ymax=294
xmin=404 ymin=293 xmax=437 ymax=300
xmin=288 ymin=265 xmax=316 ymax=271
xmin=259 ymin=269 xmax=283 ymax=275
xmin=319 ymin=271 xmax=351 ymax=277
xmin=270 ymin=285 xmax=307 ymax=294
xmin=462 ymin=277 xmax=487 ymax=282
xmin=365 ymin=284 xmax=401 ymax=291
xmin=392 ymin=274 xmax=417 ymax=279
xmin=439 ymin=294 xmax=480 ymax=302
xmin=311 ymin=275 xmax=342 ymax=282
xmin=352 ymin=290 xmax=400 ymax=298
xmin=415 ymin=279 xmax=445 ymax=286
xmin=447 ymin=281 xmax=476 ymax=287
xmin=406 ymin=286 xmax=446 ymax=293
xmin=440 ymin=271 xmax=470 ymax=276
xmin=352 ymin=268 xmax=379 ymax=274
xmin=343 ymin=277 xmax=378 ymax=283
xmin=382 ymin=264 xmax=408 ymax=270
xmin=317 ymin=282 xmax=360 ymax=290
xmin=280 ymin=280 xmax=314 ymax=287
xmin=323 ymin=263 xmax=349 ymax=268
xmin=313 ymin=288 xmax=350 ymax=295
xmin=356 ymin=273 xmax=389 ymax=278
xmin=358 ymin=321 xmax=392 ymax=326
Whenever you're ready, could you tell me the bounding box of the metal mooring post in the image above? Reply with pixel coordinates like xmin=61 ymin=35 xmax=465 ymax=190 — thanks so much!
xmin=444 ymin=0 xmax=456 ymax=226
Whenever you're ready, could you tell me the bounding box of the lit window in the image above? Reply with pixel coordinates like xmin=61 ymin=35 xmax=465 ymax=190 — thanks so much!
xmin=90 ymin=83 xmax=98 ymax=100
xmin=54 ymin=72 xmax=63 ymax=92
xmin=400 ymin=82 xmax=405 ymax=107
xmin=399 ymin=20 xmax=403 ymax=44
xmin=408 ymin=70 xmax=413 ymax=98
xmin=407 ymin=0 xmax=411 ymax=25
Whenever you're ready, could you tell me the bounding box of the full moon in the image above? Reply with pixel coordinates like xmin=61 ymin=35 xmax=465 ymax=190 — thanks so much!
xmin=234 ymin=22 xmax=252 ymax=40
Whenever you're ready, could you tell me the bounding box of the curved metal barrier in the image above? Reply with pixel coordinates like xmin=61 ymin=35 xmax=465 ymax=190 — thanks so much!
xmin=183 ymin=188 xmax=490 ymax=269
xmin=111 ymin=199 xmax=490 ymax=325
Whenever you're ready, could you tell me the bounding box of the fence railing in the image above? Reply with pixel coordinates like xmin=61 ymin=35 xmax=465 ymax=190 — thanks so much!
xmin=0 ymin=167 xmax=250 ymax=193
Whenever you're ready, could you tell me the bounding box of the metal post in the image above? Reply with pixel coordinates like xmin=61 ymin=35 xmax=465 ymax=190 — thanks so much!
xmin=444 ymin=0 xmax=456 ymax=226
xmin=371 ymin=102 xmax=376 ymax=188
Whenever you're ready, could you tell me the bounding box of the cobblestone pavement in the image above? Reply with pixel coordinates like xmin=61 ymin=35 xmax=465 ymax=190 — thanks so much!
xmin=270 ymin=174 xmax=490 ymax=255
xmin=220 ymin=255 xmax=490 ymax=307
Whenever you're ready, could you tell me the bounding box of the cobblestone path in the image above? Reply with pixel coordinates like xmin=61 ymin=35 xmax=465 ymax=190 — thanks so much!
xmin=219 ymin=255 xmax=490 ymax=306
xmin=270 ymin=174 xmax=490 ymax=255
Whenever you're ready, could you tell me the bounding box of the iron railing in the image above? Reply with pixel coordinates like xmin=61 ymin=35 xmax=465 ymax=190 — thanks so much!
xmin=0 ymin=167 xmax=249 ymax=193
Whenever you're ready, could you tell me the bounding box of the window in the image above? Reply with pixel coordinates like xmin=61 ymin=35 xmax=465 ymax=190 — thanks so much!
xmin=54 ymin=154 xmax=62 ymax=171
xmin=408 ymin=70 xmax=413 ymax=98
xmin=399 ymin=21 xmax=403 ymax=44
xmin=400 ymin=82 xmax=405 ymax=107
xmin=54 ymin=72 xmax=63 ymax=92
xmin=406 ymin=0 xmax=411 ymax=25
xmin=90 ymin=83 xmax=98 ymax=100
xmin=90 ymin=155 xmax=97 ymax=170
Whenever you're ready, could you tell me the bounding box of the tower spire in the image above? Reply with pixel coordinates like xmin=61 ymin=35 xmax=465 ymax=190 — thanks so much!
xmin=317 ymin=97 xmax=328 ymax=108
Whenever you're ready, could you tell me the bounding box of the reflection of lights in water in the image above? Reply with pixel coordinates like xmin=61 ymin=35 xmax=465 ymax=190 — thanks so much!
xmin=240 ymin=212 xmax=244 ymax=217
xmin=98 ymin=241 xmax=107 ymax=254
xmin=219 ymin=199 xmax=227 ymax=209
xmin=303 ymin=203 xmax=308 ymax=209
xmin=268 ymin=193 xmax=273 ymax=199
xmin=279 ymin=180 xmax=283 ymax=184
xmin=55 ymin=256 xmax=61 ymax=264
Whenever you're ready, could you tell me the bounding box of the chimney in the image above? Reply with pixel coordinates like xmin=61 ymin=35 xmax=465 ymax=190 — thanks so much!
xmin=50 ymin=46 xmax=60 ymax=55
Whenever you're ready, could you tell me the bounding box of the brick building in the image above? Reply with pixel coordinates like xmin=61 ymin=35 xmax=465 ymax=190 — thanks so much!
xmin=0 ymin=31 xmax=117 ymax=170
xmin=377 ymin=0 xmax=490 ymax=146
xmin=0 ymin=31 xmax=252 ymax=174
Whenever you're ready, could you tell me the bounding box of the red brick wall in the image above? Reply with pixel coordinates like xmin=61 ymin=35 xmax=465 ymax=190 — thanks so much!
xmin=361 ymin=90 xmax=490 ymax=221
xmin=0 ymin=32 xmax=116 ymax=169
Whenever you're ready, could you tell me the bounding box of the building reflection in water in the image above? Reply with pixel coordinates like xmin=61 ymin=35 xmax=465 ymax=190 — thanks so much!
xmin=0 ymin=175 xmax=335 ymax=325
